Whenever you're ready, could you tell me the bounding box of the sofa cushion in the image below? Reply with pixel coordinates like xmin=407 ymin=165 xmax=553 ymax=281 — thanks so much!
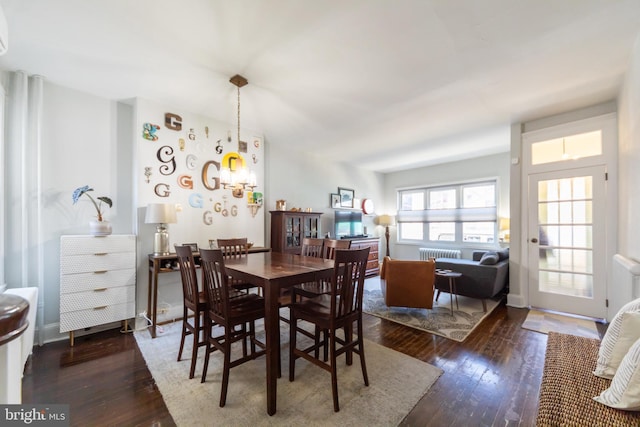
xmin=497 ymin=248 xmax=510 ymax=261
xmin=594 ymin=297 xmax=640 ymax=379
xmin=479 ymin=251 xmax=499 ymax=265
xmin=594 ymin=336 xmax=640 ymax=410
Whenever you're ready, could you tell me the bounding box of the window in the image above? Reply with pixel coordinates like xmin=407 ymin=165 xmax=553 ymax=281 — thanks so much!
xmin=397 ymin=180 xmax=498 ymax=244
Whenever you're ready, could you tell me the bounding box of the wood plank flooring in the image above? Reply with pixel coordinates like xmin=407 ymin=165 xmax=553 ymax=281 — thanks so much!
xmin=22 ymin=302 xmax=551 ymax=426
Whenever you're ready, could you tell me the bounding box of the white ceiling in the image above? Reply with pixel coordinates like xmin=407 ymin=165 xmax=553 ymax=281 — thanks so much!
xmin=0 ymin=0 xmax=639 ymax=173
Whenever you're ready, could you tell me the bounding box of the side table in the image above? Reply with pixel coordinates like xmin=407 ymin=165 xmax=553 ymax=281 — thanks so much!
xmin=435 ymin=269 xmax=462 ymax=315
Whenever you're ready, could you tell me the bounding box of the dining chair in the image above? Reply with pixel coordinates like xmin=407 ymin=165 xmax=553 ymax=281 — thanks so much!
xmin=301 ymin=237 xmax=325 ymax=258
xmin=294 ymin=239 xmax=352 ymax=299
xmin=217 ymin=237 xmax=260 ymax=295
xmin=289 ymin=246 xmax=371 ymax=412
xmin=174 ymin=244 xmax=208 ymax=379
xmin=199 ymin=248 xmax=267 ymax=407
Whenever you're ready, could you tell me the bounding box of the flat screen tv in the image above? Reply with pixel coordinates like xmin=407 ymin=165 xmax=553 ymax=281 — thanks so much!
xmin=334 ymin=210 xmax=364 ymax=239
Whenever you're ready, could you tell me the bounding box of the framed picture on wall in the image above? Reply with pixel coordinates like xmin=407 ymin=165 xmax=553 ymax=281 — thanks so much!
xmin=338 ymin=187 xmax=355 ymax=208
xmin=330 ymin=193 xmax=341 ymax=209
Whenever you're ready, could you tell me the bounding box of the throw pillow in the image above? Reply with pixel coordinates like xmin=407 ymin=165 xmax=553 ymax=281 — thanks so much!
xmin=594 ymin=297 xmax=640 ymax=379
xmin=593 ymin=312 xmax=640 ymax=379
xmin=594 ymin=336 xmax=640 ymax=410
xmin=497 ymin=248 xmax=510 ymax=261
xmin=479 ymin=251 xmax=499 ymax=265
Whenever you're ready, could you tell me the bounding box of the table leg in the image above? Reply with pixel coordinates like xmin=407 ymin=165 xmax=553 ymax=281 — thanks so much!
xmin=264 ymin=281 xmax=278 ymax=416
xmin=148 ymin=261 xmax=160 ymax=338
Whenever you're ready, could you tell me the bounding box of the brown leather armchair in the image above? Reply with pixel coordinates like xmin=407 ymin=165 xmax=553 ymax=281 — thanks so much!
xmin=380 ymin=256 xmax=435 ymax=309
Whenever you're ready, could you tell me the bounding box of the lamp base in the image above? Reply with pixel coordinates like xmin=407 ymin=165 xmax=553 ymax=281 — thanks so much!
xmin=153 ymin=224 xmax=171 ymax=255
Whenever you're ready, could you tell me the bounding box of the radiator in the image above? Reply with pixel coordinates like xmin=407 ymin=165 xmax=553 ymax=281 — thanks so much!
xmin=419 ymin=248 xmax=461 ymax=260
xmin=609 ymin=254 xmax=640 ymax=321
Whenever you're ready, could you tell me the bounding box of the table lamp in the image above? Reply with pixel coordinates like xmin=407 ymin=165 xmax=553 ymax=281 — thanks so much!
xmin=145 ymin=203 xmax=177 ymax=255
xmin=499 ymin=217 xmax=510 ymax=242
xmin=377 ymin=214 xmax=395 ymax=258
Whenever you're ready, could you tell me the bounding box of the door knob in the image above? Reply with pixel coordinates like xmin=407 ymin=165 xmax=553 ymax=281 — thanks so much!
xmin=531 ymin=238 xmax=538 ymax=243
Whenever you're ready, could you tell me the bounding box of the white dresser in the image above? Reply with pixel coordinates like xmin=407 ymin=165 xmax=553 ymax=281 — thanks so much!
xmin=59 ymin=235 xmax=136 ymax=345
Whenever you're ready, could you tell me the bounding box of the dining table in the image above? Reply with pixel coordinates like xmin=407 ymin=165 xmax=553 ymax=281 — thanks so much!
xmin=223 ymin=251 xmax=334 ymax=416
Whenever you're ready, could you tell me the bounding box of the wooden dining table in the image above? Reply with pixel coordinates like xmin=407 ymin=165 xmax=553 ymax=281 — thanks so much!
xmin=224 ymin=251 xmax=334 ymax=416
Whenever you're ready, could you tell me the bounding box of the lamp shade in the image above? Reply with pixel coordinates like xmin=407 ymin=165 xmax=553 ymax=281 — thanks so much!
xmin=499 ymin=217 xmax=510 ymax=231
xmin=145 ymin=203 xmax=177 ymax=224
xmin=377 ymin=214 xmax=395 ymax=227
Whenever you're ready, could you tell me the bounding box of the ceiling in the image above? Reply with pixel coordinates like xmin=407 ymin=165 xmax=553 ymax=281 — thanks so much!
xmin=0 ymin=0 xmax=639 ymax=173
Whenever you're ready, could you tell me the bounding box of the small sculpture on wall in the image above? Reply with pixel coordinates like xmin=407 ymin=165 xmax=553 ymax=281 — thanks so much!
xmin=205 ymin=126 xmax=209 ymax=138
xmin=178 ymin=138 xmax=185 ymax=151
xmin=188 ymin=128 xmax=196 ymax=141
xmin=238 ymin=140 xmax=247 ymax=153
xmin=186 ymin=154 xmax=197 ymax=170
xmin=144 ymin=167 xmax=152 ymax=183
xmin=142 ymin=123 xmax=161 ymax=141
xmin=215 ymin=139 xmax=223 ymax=154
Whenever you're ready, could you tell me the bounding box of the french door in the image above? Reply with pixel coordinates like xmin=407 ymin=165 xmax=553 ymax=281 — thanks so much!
xmin=527 ymin=166 xmax=607 ymax=318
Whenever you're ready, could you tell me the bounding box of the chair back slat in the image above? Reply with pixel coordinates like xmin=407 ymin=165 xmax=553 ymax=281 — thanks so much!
xmin=199 ymin=248 xmax=231 ymax=323
xmin=330 ymin=247 xmax=369 ymax=320
xmin=301 ymin=237 xmax=324 ymax=258
xmin=217 ymin=238 xmax=249 ymax=259
xmin=175 ymin=245 xmax=200 ymax=307
xmin=323 ymin=239 xmax=351 ymax=260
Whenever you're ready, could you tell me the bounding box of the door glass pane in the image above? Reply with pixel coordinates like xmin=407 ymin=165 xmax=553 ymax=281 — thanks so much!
xmin=537 ymin=176 xmax=594 ymax=298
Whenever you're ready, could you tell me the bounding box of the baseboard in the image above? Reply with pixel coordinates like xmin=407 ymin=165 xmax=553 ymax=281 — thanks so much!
xmin=506 ymin=293 xmax=527 ymax=308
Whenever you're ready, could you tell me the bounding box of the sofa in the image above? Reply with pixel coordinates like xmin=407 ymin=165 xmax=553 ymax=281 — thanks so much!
xmin=380 ymin=256 xmax=435 ymax=309
xmin=434 ymin=249 xmax=509 ymax=310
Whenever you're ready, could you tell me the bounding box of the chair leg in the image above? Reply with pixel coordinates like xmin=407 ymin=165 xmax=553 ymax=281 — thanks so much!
xmin=358 ymin=318 xmax=369 ymax=386
xmin=482 ymin=299 xmax=487 ymax=312
xmin=201 ymin=327 xmax=211 ymax=384
xmin=189 ymin=313 xmax=200 ymax=379
xmin=220 ymin=339 xmax=232 ymax=407
xmin=177 ymin=306 xmax=188 ymax=362
xmin=289 ymin=311 xmax=297 ymax=382
xmin=435 ymin=289 xmax=441 ymax=301
xmin=330 ymin=331 xmax=340 ymax=412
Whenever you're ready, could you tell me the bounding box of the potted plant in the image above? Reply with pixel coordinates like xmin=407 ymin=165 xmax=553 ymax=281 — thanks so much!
xmin=72 ymin=185 xmax=113 ymax=235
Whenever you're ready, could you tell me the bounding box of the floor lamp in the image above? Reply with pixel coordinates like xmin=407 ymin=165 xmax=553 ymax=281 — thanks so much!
xmin=377 ymin=214 xmax=395 ymax=258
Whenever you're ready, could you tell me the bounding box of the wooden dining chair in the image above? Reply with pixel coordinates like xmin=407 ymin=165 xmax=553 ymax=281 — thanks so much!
xmin=301 ymin=237 xmax=325 ymax=258
xmin=199 ymin=248 xmax=267 ymax=407
xmin=174 ymin=244 xmax=208 ymax=379
xmin=294 ymin=239 xmax=352 ymax=299
xmin=217 ymin=237 xmax=260 ymax=295
xmin=289 ymin=247 xmax=371 ymax=412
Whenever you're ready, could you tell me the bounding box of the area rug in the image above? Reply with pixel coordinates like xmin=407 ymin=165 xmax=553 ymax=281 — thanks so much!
xmin=134 ymin=320 xmax=443 ymax=427
xmin=522 ymin=309 xmax=600 ymax=339
xmin=362 ymin=288 xmax=501 ymax=342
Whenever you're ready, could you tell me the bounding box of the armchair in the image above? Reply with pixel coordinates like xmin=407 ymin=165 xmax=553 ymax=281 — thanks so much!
xmin=380 ymin=256 xmax=435 ymax=309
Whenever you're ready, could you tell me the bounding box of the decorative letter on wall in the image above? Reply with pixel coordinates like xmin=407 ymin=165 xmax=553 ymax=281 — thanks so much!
xmin=157 ymin=146 xmax=176 ymax=175
xmin=165 ymin=113 xmax=182 ymax=131
xmin=201 ymin=160 xmax=220 ymax=191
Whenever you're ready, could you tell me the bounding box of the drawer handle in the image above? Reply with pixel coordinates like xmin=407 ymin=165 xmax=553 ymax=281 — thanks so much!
xmin=93 ymin=288 xmax=108 ymax=292
xmin=94 ymin=253 xmax=108 ymax=256
xmin=93 ymin=306 xmax=108 ymax=310
xmin=93 ymin=270 xmax=108 ymax=274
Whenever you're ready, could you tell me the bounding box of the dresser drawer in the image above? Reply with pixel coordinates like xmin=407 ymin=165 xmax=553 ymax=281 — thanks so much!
xmin=60 ymin=269 xmax=136 ymax=294
xmin=60 ymin=252 xmax=135 ymax=274
xmin=60 ymin=285 xmax=135 ymax=313
xmin=60 ymin=301 xmax=135 ymax=333
xmin=61 ymin=235 xmax=136 ymax=255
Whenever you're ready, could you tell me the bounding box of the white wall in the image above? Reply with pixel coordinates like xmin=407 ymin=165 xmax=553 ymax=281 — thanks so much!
xmin=618 ymin=34 xmax=640 ymax=259
xmin=382 ymin=152 xmax=511 ymax=261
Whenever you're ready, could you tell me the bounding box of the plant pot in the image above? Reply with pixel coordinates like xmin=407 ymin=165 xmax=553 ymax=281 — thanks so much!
xmin=89 ymin=220 xmax=112 ymax=236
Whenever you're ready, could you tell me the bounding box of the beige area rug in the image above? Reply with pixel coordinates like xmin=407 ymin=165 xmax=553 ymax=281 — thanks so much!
xmin=134 ymin=320 xmax=443 ymax=427
xmin=521 ymin=309 xmax=600 ymax=339
xmin=362 ymin=288 xmax=502 ymax=342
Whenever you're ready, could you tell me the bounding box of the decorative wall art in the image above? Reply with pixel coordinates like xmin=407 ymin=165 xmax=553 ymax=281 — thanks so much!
xmin=338 ymin=187 xmax=355 ymax=208
xmin=331 ymin=193 xmax=340 ymax=209
xmin=136 ymin=98 xmax=265 ymax=245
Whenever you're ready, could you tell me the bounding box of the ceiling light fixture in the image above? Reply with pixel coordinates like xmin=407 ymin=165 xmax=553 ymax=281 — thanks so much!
xmin=220 ymin=74 xmax=257 ymax=192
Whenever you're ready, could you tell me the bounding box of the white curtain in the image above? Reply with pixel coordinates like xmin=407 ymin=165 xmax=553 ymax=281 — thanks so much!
xmin=4 ymin=71 xmax=45 ymax=345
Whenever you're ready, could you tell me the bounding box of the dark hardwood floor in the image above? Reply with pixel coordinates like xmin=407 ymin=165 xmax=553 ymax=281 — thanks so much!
xmin=22 ymin=301 xmax=551 ymax=426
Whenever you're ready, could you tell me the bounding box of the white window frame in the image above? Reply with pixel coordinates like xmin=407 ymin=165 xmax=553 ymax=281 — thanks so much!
xmin=397 ymin=179 xmax=499 ymax=246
